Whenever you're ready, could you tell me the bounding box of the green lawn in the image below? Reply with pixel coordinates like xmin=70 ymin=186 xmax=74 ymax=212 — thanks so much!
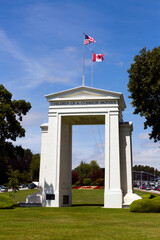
xmin=2 ymin=189 xmax=38 ymax=203
xmin=0 ymin=189 xmax=160 ymax=240
xmin=134 ymin=189 xmax=160 ymax=198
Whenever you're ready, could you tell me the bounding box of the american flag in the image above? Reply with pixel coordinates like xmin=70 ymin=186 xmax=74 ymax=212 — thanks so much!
xmin=84 ymin=34 xmax=96 ymax=45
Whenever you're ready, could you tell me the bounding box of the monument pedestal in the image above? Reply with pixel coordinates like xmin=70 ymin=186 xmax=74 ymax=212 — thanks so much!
xmin=123 ymin=193 xmax=142 ymax=205
xmin=104 ymin=190 xmax=122 ymax=208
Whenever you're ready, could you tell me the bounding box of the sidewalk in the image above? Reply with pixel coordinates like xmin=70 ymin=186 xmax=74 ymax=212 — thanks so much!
xmin=134 ymin=188 xmax=160 ymax=195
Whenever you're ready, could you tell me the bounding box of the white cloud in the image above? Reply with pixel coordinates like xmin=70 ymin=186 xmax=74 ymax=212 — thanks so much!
xmin=139 ymin=132 xmax=150 ymax=140
xmin=72 ymin=148 xmax=105 ymax=170
xmin=117 ymin=61 xmax=124 ymax=66
xmin=72 ymin=125 xmax=105 ymax=168
xmin=132 ymin=132 xmax=160 ymax=169
xmin=21 ymin=111 xmax=48 ymax=127
xmin=72 ymin=141 xmax=105 ymax=169
xmin=133 ymin=142 xmax=160 ymax=170
xmin=13 ymin=133 xmax=41 ymax=154
xmin=0 ymin=29 xmax=81 ymax=89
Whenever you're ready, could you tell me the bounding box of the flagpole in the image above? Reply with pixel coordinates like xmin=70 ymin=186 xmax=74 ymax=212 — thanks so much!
xmin=82 ymin=33 xmax=85 ymax=86
xmin=91 ymin=51 xmax=93 ymax=87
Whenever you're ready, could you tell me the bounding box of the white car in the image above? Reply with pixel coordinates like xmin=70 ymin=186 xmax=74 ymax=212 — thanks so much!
xmin=0 ymin=186 xmax=7 ymax=192
xmin=19 ymin=184 xmax=26 ymax=188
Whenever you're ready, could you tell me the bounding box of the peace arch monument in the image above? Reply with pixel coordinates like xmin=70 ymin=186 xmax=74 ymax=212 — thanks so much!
xmin=27 ymin=86 xmax=140 ymax=208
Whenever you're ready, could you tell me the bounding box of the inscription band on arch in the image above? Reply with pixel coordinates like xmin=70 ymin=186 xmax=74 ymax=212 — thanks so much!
xmin=51 ymin=100 xmax=116 ymax=106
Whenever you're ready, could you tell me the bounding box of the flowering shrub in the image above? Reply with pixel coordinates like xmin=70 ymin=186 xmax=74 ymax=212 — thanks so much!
xmin=72 ymin=170 xmax=79 ymax=184
xmin=96 ymin=178 xmax=104 ymax=186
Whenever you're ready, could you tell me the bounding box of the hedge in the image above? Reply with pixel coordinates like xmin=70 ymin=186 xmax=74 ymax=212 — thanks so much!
xmin=130 ymin=198 xmax=160 ymax=213
xmin=142 ymin=194 xmax=158 ymax=200
xmin=83 ymin=178 xmax=92 ymax=186
xmin=96 ymin=178 xmax=104 ymax=186
xmin=0 ymin=195 xmax=14 ymax=209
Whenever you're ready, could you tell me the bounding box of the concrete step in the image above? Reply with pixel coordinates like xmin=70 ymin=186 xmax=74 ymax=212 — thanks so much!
xmin=18 ymin=202 xmax=42 ymax=207
xmin=122 ymin=204 xmax=130 ymax=209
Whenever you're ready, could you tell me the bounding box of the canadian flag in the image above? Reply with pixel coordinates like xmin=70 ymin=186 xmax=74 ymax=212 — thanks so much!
xmin=93 ymin=53 xmax=104 ymax=62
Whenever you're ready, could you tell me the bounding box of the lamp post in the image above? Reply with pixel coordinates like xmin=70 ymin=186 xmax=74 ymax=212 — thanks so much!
xmin=154 ymin=168 xmax=156 ymax=184
xmin=141 ymin=171 xmax=143 ymax=187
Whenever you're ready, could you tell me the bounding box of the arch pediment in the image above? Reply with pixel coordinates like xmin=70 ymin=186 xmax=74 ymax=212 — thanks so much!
xmin=45 ymin=86 xmax=126 ymax=110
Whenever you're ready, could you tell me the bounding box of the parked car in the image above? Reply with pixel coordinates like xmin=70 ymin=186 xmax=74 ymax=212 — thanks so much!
xmin=151 ymin=185 xmax=156 ymax=190
xmin=145 ymin=185 xmax=151 ymax=190
xmin=0 ymin=186 xmax=8 ymax=192
xmin=19 ymin=184 xmax=26 ymax=188
xmin=154 ymin=185 xmax=160 ymax=190
xmin=157 ymin=187 xmax=160 ymax=191
xmin=28 ymin=183 xmax=36 ymax=189
xmin=139 ymin=185 xmax=146 ymax=189
xmin=133 ymin=182 xmax=137 ymax=187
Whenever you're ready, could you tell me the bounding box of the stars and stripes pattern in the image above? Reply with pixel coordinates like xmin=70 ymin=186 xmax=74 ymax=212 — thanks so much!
xmin=84 ymin=34 xmax=96 ymax=45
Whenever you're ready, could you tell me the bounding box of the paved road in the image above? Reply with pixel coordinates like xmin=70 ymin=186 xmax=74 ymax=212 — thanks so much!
xmin=134 ymin=188 xmax=160 ymax=195
xmin=0 ymin=187 xmax=31 ymax=193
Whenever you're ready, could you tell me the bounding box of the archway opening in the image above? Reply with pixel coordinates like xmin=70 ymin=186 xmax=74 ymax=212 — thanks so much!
xmin=72 ymin=122 xmax=105 ymax=207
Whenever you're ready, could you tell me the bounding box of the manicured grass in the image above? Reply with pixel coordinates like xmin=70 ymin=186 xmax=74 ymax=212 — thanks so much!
xmin=134 ymin=189 xmax=160 ymax=198
xmin=1 ymin=189 xmax=104 ymax=205
xmin=1 ymin=189 xmax=38 ymax=203
xmin=72 ymin=189 xmax=104 ymax=206
xmin=0 ymin=189 xmax=160 ymax=240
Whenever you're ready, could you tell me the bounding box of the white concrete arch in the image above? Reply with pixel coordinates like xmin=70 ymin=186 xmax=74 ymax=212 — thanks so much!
xmin=27 ymin=86 xmax=141 ymax=208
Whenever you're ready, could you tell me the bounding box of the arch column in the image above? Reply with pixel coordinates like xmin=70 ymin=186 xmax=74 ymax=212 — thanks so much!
xmin=120 ymin=122 xmax=141 ymax=205
xmin=42 ymin=113 xmax=61 ymax=207
xmin=59 ymin=117 xmax=72 ymax=207
xmin=104 ymin=111 xmax=122 ymax=208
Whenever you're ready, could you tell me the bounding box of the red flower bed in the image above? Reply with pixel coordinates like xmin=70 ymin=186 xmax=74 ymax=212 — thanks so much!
xmin=94 ymin=186 xmax=102 ymax=189
xmin=72 ymin=186 xmax=81 ymax=189
xmin=82 ymin=186 xmax=92 ymax=189
xmin=72 ymin=186 xmax=103 ymax=190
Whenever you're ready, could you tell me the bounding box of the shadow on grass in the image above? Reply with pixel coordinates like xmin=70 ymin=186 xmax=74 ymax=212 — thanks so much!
xmin=72 ymin=204 xmax=103 ymax=207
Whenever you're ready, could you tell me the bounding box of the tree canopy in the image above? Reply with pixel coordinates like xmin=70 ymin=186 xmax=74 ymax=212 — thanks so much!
xmin=133 ymin=165 xmax=160 ymax=176
xmin=30 ymin=154 xmax=40 ymax=181
xmin=73 ymin=160 xmax=104 ymax=185
xmin=0 ymin=84 xmax=31 ymax=184
xmin=0 ymin=84 xmax=31 ymax=142
xmin=127 ymin=47 xmax=160 ymax=142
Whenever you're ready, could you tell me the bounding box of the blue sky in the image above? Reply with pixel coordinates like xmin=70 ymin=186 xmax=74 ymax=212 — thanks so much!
xmin=1 ymin=0 xmax=160 ymax=169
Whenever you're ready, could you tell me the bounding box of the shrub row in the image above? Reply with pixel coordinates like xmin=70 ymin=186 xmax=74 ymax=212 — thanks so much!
xmin=130 ymin=194 xmax=160 ymax=213
xmin=74 ymin=178 xmax=104 ymax=187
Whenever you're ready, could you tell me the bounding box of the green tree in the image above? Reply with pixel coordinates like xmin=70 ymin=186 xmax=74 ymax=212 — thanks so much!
xmin=74 ymin=160 xmax=101 ymax=185
xmin=133 ymin=165 xmax=160 ymax=176
xmin=128 ymin=47 xmax=160 ymax=142
xmin=72 ymin=170 xmax=79 ymax=184
xmin=89 ymin=160 xmax=100 ymax=172
xmin=8 ymin=170 xmax=20 ymax=203
xmin=0 ymin=84 xmax=31 ymax=142
xmin=8 ymin=147 xmax=32 ymax=172
xmin=20 ymin=170 xmax=31 ymax=184
xmin=30 ymin=154 xmax=40 ymax=181
xmin=0 ymin=84 xmax=31 ymax=183
xmin=75 ymin=161 xmax=91 ymax=183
